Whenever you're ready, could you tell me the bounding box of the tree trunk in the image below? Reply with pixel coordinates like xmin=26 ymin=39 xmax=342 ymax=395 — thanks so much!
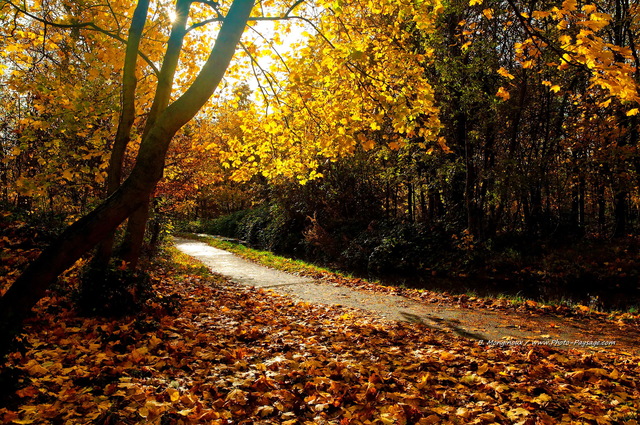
xmin=578 ymin=176 xmax=585 ymax=231
xmin=419 ymin=185 xmax=427 ymax=222
xmin=614 ymin=190 xmax=627 ymax=237
xmin=0 ymin=0 xmax=256 ymax=358
xmin=597 ymin=183 xmax=606 ymax=233
xmin=407 ymin=182 xmax=414 ymax=222
xmin=120 ymin=198 xmax=151 ymax=269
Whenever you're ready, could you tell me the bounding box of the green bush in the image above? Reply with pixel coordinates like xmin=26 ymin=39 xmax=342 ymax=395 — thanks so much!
xmin=172 ymin=219 xmax=203 ymax=234
xmin=181 ymin=206 xmax=304 ymax=255
xmin=203 ymin=209 xmax=251 ymax=237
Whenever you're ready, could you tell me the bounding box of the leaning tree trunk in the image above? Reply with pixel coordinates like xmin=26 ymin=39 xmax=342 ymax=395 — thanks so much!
xmin=0 ymin=0 xmax=256 ymax=358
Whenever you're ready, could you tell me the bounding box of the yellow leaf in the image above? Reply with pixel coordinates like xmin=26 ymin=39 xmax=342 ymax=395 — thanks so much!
xmin=258 ymin=405 xmax=275 ymax=417
xmin=626 ymin=108 xmax=639 ymax=116
xmin=25 ymin=360 xmax=48 ymax=376
xmin=62 ymin=169 xmax=74 ymax=180
xmin=138 ymin=407 xmax=150 ymax=419
xmin=550 ymin=85 xmax=561 ymax=93
xmin=496 ymin=87 xmax=510 ymax=101
xmin=558 ymin=34 xmax=572 ymax=45
xmin=506 ymin=407 xmax=530 ymax=420
xmin=226 ymin=388 xmax=248 ymax=404
xmin=581 ymin=19 xmax=610 ymax=31
xmin=419 ymin=415 xmax=441 ymax=424
xmin=440 ymin=351 xmax=456 ymax=361
xmin=167 ymin=387 xmax=180 ymax=403
xmin=497 ymin=67 xmax=515 ymax=80
xmin=598 ymin=98 xmax=612 ymax=107
xmin=532 ymin=11 xmax=550 ymax=19
xmin=482 ymin=8 xmax=494 ymax=19
xmin=533 ymin=393 xmax=552 ymax=404
xmin=11 ymin=419 xmax=36 ymax=425
xmin=469 ymin=0 xmax=483 ymax=5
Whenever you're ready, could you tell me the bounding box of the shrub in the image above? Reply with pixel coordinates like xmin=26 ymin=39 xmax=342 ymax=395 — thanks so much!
xmin=203 ymin=209 xmax=251 ymax=237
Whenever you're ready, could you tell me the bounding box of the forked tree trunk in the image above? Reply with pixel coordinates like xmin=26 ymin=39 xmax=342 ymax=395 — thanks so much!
xmin=118 ymin=0 xmax=194 ymax=269
xmin=0 ymin=0 xmax=256 ymax=358
xmin=97 ymin=0 xmax=193 ymax=269
xmin=93 ymin=0 xmax=151 ymax=268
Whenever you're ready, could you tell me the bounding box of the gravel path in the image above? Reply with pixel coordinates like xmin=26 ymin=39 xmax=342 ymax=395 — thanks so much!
xmin=174 ymin=237 xmax=639 ymax=353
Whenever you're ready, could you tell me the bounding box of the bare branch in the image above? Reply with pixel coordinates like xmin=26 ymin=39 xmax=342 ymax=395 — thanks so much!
xmin=283 ymin=0 xmax=305 ymax=17
xmin=192 ymin=0 xmax=220 ymax=8
xmin=239 ymin=40 xmax=283 ymax=103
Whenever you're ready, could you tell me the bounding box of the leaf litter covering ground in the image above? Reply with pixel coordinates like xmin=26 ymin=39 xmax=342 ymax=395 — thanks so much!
xmin=1 ymin=251 xmax=639 ymax=425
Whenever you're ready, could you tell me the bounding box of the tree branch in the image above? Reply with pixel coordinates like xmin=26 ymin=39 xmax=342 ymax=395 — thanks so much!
xmin=159 ymin=0 xmax=255 ymax=135
xmin=240 ymin=41 xmax=283 ymax=105
xmin=141 ymin=0 xmax=192 ymax=138
xmin=5 ymin=0 xmax=160 ymax=76
xmin=504 ymin=0 xmax=588 ymax=71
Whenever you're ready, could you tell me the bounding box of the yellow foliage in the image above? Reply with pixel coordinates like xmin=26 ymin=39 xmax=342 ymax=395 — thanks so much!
xmin=214 ymin=0 xmax=443 ymax=184
xmin=496 ymin=87 xmax=511 ymax=101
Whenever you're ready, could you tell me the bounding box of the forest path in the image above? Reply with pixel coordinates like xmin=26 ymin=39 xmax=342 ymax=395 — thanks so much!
xmin=173 ymin=237 xmax=639 ymax=354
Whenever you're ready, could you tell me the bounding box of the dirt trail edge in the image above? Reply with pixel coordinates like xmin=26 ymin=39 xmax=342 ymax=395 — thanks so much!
xmin=173 ymin=237 xmax=639 ymax=354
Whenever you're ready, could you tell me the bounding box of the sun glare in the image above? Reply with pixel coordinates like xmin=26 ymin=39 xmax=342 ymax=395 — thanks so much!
xmin=168 ymin=8 xmax=177 ymax=22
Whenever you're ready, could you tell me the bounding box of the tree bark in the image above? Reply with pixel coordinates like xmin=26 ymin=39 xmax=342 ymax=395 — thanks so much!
xmin=0 ymin=0 xmax=256 ymax=358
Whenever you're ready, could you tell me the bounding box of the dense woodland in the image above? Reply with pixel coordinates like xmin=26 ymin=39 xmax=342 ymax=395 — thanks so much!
xmin=161 ymin=0 xmax=639 ymax=306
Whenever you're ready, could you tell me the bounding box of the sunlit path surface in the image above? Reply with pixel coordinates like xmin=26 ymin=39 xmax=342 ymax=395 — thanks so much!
xmin=173 ymin=236 xmax=640 ymax=353
xmin=173 ymin=236 xmax=315 ymax=288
